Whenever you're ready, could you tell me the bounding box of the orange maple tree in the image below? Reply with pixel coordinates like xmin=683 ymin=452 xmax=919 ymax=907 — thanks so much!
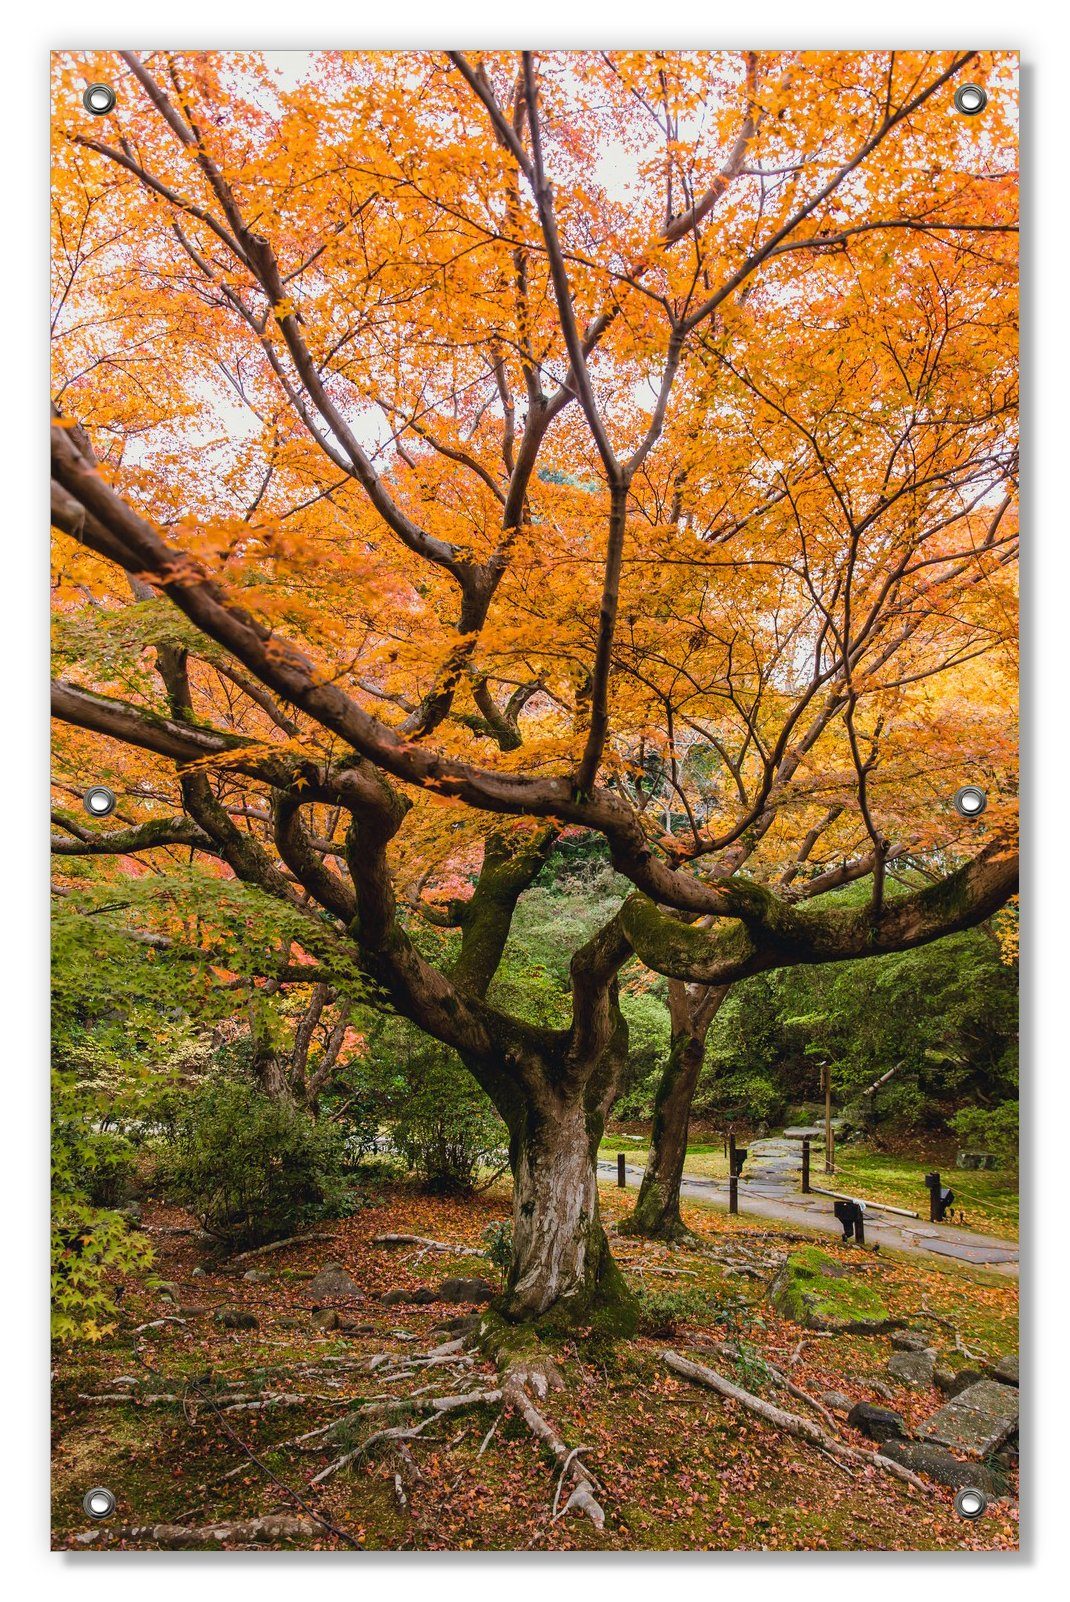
xmin=51 ymin=49 xmax=1018 ymax=1320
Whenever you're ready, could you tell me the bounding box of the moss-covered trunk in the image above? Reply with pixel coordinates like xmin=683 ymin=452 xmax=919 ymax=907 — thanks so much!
xmin=622 ymin=982 xmax=729 ymax=1241
xmin=623 ymin=1033 xmax=705 ymax=1240
xmin=502 ymin=1093 xmax=633 ymax=1330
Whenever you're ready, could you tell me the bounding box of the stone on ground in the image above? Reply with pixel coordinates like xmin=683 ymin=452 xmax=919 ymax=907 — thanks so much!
xmin=935 ymin=1365 xmax=986 ymax=1397
xmin=309 ymin=1262 xmax=361 ymax=1301
xmin=879 ymin=1439 xmax=997 ymax=1494
xmin=846 ymin=1401 xmax=907 ymax=1442
xmin=770 ymin=1244 xmax=889 ymax=1331
xmin=886 ymin=1350 xmax=936 ymax=1388
xmin=919 ymin=1379 xmax=1019 ymax=1458
xmin=891 ymin=1330 xmax=933 ymax=1353
xmin=991 ymin=1353 xmax=1019 ymax=1387
xmin=214 ymin=1306 xmax=258 ymax=1330
xmin=437 ymin=1275 xmax=497 ymax=1304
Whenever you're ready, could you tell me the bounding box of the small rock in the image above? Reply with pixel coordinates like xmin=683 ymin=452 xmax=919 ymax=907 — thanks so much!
xmin=278 ymin=1316 xmax=304 ymax=1330
xmin=380 ymin=1288 xmax=410 ymax=1307
xmin=117 ymin=1201 xmax=142 ymax=1224
xmin=936 ymin=1366 xmax=986 ymax=1398
xmin=436 ymin=1276 xmax=497 ymax=1304
xmin=991 ymin=1353 xmax=1019 ymax=1387
xmin=312 ymin=1309 xmax=341 ymax=1331
xmin=191 ymin=1266 xmax=208 ymax=1279
xmin=846 ymin=1401 xmax=907 ymax=1443
xmin=309 ymin=1263 xmax=361 ymax=1302
xmin=433 ymin=1313 xmax=482 ymax=1336
xmin=890 ymin=1330 xmax=933 ymax=1353
xmin=819 ymin=1391 xmax=853 ymax=1415
xmin=214 ymin=1307 xmax=259 ymax=1330
xmin=868 ymin=1379 xmax=895 ymax=1400
xmin=157 ymin=1281 xmax=181 ymax=1304
xmin=242 ymin=1269 xmax=269 ymax=1284
xmin=409 ymin=1287 xmax=438 ymax=1305
xmin=886 ymin=1350 xmax=935 ymax=1388
xmin=879 ymin=1439 xmax=996 ymax=1494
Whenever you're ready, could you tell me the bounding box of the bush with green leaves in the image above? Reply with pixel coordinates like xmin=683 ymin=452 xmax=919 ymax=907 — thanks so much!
xmin=951 ymin=1101 xmax=1019 ymax=1165
xmin=636 ymin=1286 xmax=716 ymax=1335
xmin=387 ymin=1040 xmax=507 ymax=1194
xmin=51 ymin=1071 xmax=153 ymax=1341
xmin=162 ymin=1077 xmax=351 ymax=1245
xmin=482 ymin=1219 xmax=514 ymax=1287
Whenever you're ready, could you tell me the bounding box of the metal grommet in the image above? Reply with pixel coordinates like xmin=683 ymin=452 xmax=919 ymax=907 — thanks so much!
xmin=953 ymin=785 xmax=988 ymax=818
xmin=83 ymin=785 xmax=117 ymax=818
xmin=954 ymin=1486 xmax=988 ymax=1520
xmin=82 ymin=1486 xmax=116 ymax=1520
xmin=954 ymin=84 xmax=988 ymax=116
xmin=82 ymin=83 xmax=117 ymax=116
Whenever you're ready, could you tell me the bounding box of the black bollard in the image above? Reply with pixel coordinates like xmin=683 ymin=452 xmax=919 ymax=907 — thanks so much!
xmin=617 ymin=1152 xmax=626 ymax=1188
xmin=801 ymin=1137 xmax=811 ymax=1194
xmin=729 ymin=1172 xmax=738 ymax=1215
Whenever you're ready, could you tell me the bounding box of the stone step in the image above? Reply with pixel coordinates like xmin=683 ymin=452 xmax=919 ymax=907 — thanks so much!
xmin=918 ymin=1379 xmax=1018 ymax=1459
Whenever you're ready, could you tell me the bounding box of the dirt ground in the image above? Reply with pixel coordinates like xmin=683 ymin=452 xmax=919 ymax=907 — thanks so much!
xmin=52 ymin=1179 xmax=1019 ymax=1552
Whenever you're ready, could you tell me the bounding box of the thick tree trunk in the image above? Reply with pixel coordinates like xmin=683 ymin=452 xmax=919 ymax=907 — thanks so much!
xmin=502 ymin=1094 xmax=633 ymax=1329
xmin=624 ymin=1035 xmax=706 ymax=1240
xmin=622 ymin=982 xmax=729 ymax=1241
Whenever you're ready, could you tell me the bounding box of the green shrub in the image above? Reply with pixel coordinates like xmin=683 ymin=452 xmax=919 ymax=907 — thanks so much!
xmin=951 ymin=1101 xmax=1019 ymax=1165
xmin=378 ymin=1040 xmax=507 ymax=1194
xmin=482 ymin=1219 xmax=513 ymax=1288
xmin=636 ymin=1286 xmax=716 ymax=1335
xmin=51 ymin=1071 xmax=153 ymax=1340
xmin=162 ymin=1078 xmax=350 ymax=1246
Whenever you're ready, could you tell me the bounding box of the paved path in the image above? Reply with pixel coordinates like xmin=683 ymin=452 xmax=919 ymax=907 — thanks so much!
xmin=598 ymin=1134 xmax=1019 ymax=1276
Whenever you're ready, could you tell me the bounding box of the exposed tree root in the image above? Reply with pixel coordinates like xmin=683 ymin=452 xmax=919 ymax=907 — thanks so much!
xmin=915 ymin=1303 xmax=983 ymax=1361
xmin=229 ymin=1232 xmax=338 ymax=1264
xmin=699 ymin=1338 xmax=840 ymax=1430
xmin=73 ymin=1515 xmax=319 ymax=1548
xmin=311 ymin=1414 xmax=441 ymax=1484
xmin=663 ymin=1351 xmax=933 ymax=1496
xmin=503 ymin=1374 xmax=606 ymax=1529
xmin=372 ymin=1233 xmax=486 ymax=1256
xmin=79 ymin=1390 xmax=352 ymax=1412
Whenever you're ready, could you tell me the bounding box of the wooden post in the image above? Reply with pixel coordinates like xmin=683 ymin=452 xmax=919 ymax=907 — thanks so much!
xmin=929 ymin=1170 xmax=940 ymax=1223
xmin=729 ymin=1132 xmax=737 ymax=1176
xmin=729 ymin=1173 xmax=738 ymax=1215
xmin=855 ymin=1207 xmax=865 ymax=1246
xmin=617 ymin=1152 xmax=626 ymax=1188
xmin=823 ymin=1064 xmax=834 ymax=1174
xmin=801 ymin=1137 xmax=810 ymax=1194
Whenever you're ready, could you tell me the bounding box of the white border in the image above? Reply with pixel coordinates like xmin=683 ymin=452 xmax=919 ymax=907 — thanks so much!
xmin=7 ymin=4 xmax=1068 ymax=1595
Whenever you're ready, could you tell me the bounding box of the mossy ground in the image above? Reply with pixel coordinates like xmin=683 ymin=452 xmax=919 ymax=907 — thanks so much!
xmin=770 ymin=1243 xmax=888 ymax=1328
xmin=51 ymin=1178 xmax=1017 ymax=1552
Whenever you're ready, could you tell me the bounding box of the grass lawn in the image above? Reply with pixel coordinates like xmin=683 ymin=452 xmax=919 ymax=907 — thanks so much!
xmin=831 ymin=1148 xmax=1019 ymax=1239
xmin=600 ymin=1134 xmax=1018 ymax=1240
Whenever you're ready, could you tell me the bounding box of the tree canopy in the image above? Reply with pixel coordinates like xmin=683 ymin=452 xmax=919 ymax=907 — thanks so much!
xmin=51 ymin=49 xmax=1018 ymax=1321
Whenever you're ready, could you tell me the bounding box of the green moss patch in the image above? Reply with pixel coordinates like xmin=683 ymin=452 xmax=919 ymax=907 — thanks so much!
xmin=770 ymin=1245 xmax=890 ymax=1331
